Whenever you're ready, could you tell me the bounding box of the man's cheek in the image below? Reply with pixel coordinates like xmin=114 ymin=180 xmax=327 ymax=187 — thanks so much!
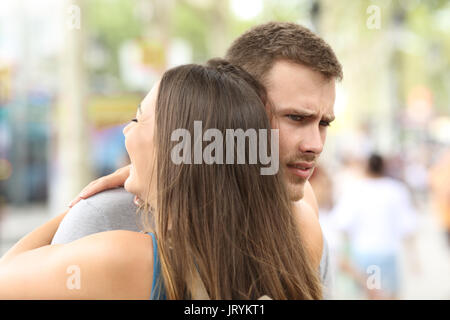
xmin=277 ymin=132 xmax=291 ymax=157
xmin=322 ymin=131 xmax=327 ymax=146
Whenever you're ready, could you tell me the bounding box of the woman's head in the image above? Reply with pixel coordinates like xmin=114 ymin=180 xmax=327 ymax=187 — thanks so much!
xmin=125 ymin=59 xmax=322 ymax=299
xmin=123 ymin=59 xmax=270 ymax=211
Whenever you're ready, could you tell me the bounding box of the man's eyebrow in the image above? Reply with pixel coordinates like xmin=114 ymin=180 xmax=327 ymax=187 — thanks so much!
xmin=278 ymin=106 xmax=335 ymax=122
xmin=277 ymin=107 xmax=315 ymax=116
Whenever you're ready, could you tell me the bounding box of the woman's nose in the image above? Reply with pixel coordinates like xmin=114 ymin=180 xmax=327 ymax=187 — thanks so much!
xmin=123 ymin=122 xmax=132 ymax=136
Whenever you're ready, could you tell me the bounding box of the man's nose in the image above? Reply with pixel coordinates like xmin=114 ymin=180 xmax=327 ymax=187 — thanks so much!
xmin=298 ymin=126 xmax=324 ymax=155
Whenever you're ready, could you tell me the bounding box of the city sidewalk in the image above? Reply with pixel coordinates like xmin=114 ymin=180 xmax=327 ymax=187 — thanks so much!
xmin=398 ymin=205 xmax=450 ymax=299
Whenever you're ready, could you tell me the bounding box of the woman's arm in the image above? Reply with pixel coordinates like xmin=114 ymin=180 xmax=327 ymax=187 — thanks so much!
xmin=0 ymin=230 xmax=153 ymax=299
xmin=0 ymin=210 xmax=69 ymax=263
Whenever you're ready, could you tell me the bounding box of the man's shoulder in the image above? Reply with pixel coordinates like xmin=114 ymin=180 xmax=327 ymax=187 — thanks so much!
xmin=303 ymin=181 xmax=319 ymax=217
xmin=293 ymin=197 xmax=323 ymax=270
xmin=83 ymin=187 xmax=136 ymax=209
xmin=300 ymin=181 xmax=334 ymax=296
xmin=52 ymin=188 xmax=141 ymax=245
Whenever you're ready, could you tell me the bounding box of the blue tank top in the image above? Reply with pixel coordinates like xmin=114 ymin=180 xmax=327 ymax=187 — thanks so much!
xmin=146 ymin=232 xmax=167 ymax=300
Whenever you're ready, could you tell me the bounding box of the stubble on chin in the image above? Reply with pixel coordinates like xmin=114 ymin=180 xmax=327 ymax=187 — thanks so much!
xmin=287 ymin=180 xmax=305 ymax=202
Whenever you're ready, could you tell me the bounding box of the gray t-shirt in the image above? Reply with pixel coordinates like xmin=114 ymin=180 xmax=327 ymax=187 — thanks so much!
xmin=52 ymin=187 xmax=333 ymax=298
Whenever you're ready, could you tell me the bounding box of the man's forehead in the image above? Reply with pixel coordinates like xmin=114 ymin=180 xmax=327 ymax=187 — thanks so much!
xmin=266 ymin=71 xmax=336 ymax=120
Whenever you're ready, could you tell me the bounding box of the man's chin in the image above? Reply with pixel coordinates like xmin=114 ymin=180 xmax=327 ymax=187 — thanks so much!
xmin=287 ymin=181 xmax=305 ymax=202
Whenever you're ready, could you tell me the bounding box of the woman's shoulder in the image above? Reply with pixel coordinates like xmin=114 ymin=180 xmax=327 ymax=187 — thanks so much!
xmin=89 ymin=229 xmax=154 ymax=272
xmin=72 ymin=230 xmax=154 ymax=299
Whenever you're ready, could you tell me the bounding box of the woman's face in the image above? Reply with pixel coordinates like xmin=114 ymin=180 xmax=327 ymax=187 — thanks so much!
xmin=123 ymin=81 xmax=159 ymax=204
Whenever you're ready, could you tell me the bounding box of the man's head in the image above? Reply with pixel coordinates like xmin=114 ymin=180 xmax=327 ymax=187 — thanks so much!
xmin=225 ymin=22 xmax=343 ymax=201
xmin=367 ymin=153 xmax=384 ymax=177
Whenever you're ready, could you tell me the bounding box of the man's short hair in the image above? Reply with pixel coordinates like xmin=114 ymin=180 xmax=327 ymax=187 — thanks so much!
xmin=368 ymin=153 xmax=384 ymax=176
xmin=225 ymin=21 xmax=343 ymax=84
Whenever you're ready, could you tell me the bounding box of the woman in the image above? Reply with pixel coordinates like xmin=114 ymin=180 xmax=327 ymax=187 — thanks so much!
xmin=0 ymin=60 xmax=322 ymax=299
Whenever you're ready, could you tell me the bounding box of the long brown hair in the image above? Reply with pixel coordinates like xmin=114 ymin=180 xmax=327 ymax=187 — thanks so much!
xmin=141 ymin=59 xmax=322 ymax=299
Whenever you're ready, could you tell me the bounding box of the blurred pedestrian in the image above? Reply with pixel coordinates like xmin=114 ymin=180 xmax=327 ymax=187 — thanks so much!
xmin=331 ymin=153 xmax=420 ymax=299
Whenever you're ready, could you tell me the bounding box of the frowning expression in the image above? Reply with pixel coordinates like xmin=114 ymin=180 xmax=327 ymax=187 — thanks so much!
xmin=265 ymin=60 xmax=336 ymax=201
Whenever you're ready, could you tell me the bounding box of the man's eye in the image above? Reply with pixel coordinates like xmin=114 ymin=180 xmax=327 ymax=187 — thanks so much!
xmin=131 ymin=118 xmax=138 ymax=123
xmin=287 ymin=115 xmax=304 ymax=121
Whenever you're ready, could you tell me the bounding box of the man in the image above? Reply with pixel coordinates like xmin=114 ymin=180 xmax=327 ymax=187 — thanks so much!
xmin=330 ymin=153 xmax=419 ymax=299
xmin=53 ymin=22 xmax=342 ymax=298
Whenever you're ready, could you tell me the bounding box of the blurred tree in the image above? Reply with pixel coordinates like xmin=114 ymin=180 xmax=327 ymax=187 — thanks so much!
xmin=84 ymin=0 xmax=145 ymax=92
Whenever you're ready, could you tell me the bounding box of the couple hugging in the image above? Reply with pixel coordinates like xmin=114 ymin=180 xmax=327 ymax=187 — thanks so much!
xmin=0 ymin=21 xmax=342 ymax=300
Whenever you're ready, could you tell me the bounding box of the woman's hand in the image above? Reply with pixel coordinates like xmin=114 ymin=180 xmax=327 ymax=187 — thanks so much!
xmin=68 ymin=164 xmax=131 ymax=208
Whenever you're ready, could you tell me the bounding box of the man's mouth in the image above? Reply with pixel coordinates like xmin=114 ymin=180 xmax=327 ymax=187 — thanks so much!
xmin=286 ymin=162 xmax=314 ymax=179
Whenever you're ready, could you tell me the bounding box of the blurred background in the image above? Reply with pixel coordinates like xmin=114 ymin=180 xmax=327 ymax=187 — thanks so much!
xmin=0 ymin=0 xmax=449 ymax=299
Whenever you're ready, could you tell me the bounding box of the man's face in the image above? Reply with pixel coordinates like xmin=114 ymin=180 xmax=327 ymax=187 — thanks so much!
xmin=265 ymin=60 xmax=336 ymax=201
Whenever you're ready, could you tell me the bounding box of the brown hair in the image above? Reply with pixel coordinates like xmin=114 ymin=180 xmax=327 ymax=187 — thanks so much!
xmin=225 ymin=21 xmax=343 ymax=85
xmin=141 ymin=59 xmax=323 ymax=299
